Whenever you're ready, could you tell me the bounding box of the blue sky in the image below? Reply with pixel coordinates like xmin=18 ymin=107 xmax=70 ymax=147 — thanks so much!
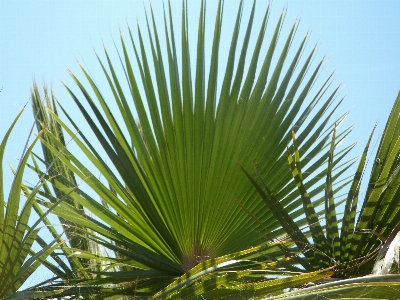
xmin=1 ymin=0 xmax=400 ymax=288
xmin=1 ymin=1 xmax=400 ymax=164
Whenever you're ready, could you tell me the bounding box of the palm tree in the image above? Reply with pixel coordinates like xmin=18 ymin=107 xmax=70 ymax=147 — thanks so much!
xmin=29 ymin=0 xmax=356 ymax=298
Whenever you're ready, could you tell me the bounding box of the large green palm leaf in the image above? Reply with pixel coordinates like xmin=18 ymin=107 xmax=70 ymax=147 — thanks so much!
xmin=31 ymin=0 xmax=351 ymax=297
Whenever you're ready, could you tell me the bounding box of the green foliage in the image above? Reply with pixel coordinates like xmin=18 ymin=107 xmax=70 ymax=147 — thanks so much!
xmin=273 ymin=275 xmax=400 ymax=299
xmin=347 ymin=91 xmax=400 ymax=276
xmin=28 ymin=0 xmax=353 ymax=298
xmin=245 ymin=92 xmax=400 ymax=297
xmin=30 ymin=83 xmax=98 ymax=283
xmin=0 ymin=0 xmax=394 ymax=299
xmin=0 ymin=109 xmax=63 ymax=299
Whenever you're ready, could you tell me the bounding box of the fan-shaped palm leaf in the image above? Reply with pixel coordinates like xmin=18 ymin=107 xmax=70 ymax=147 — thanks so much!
xmin=31 ymin=0 xmax=352 ymax=297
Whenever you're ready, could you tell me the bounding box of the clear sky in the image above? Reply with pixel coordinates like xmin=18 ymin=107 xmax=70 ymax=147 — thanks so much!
xmin=1 ymin=0 xmax=400 ymax=288
xmin=2 ymin=1 xmax=400 ymax=165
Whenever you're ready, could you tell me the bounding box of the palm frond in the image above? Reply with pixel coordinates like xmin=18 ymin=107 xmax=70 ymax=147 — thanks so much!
xmin=0 ymin=109 xmax=63 ymax=298
xmin=31 ymin=0 xmax=354 ymax=297
xmin=246 ymin=91 xmax=400 ymax=281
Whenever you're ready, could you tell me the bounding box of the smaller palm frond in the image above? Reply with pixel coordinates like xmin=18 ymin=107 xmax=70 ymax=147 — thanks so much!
xmin=0 ymin=109 xmax=63 ymax=299
xmin=29 ymin=82 xmax=101 ymax=283
xmin=245 ymin=91 xmax=400 ymax=283
xmin=241 ymin=125 xmax=355 ymax=271
xmin=347 ymin=91 xmax=400 ymax=276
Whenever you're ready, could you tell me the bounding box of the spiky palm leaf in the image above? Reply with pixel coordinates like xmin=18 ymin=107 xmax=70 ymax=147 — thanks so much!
xmin=344 ymin=91 xmax=400 ymax=276
xmin=29 ymin=83 xmax=99 ymax=284
xmin=0 ymin=109 xmax=63 ymax=299
xmin=241 ymin=126 xmax=354 ymax=272
xmin=31 ymin=0 xmax=352 ymax=298
xmin=244 ymin=92 xmax=400 ymax=298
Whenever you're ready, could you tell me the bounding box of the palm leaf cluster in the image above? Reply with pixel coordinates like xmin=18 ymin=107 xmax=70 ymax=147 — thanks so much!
xmin=28 ymin=0 xmax=353 ymax=298
xmin=246 ymin=90 xmax=400 ymax=296
xmin=0 ymin=0 xmax=399 ymax=299
xmin=246 ymin=91 xmax=400 ymax=282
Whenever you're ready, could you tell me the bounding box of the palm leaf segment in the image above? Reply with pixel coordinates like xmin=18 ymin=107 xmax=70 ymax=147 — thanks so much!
xmin=33 ymin=0 xmax=349 ymax=296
